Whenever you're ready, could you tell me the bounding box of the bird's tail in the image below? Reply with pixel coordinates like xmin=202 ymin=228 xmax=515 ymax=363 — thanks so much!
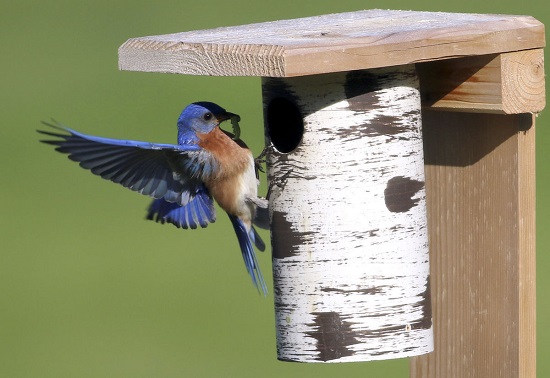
xmin=228 ymin=214 xmax=267 ymax=296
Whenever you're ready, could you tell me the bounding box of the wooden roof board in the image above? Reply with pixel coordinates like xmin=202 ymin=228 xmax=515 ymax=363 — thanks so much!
xmin=118 ymin=9 xmax=545 ymax=77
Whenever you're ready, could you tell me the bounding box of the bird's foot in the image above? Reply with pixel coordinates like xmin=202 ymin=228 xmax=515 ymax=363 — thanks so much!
xmin=266 ymin=169 xmax=293 ymax=201
xmin=254 ymin=145 xmax=274 ymax=174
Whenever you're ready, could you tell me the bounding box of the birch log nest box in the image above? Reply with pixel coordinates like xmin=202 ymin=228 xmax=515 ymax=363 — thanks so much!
xmin=119 ymin=9 xmax=545 ymax=376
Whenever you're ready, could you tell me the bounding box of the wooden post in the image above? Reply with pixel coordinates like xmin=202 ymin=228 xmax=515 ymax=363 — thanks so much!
xmin=118 ymin=9 xmax=544 ymax=376
xmin=410 ymin=111 xmax=537 ymax=377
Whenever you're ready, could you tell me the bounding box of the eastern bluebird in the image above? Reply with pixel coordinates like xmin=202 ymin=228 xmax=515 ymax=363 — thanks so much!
xmin=38 ymin=102 xmax=269 ymax=295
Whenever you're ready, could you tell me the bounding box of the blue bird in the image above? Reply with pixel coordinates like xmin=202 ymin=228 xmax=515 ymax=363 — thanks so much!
xmin=38 ymin=102 xmax=269 ymax=295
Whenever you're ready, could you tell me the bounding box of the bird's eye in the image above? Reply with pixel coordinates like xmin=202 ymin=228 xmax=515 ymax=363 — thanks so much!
xmin=203 ymin=112 xmax=213 ymax=121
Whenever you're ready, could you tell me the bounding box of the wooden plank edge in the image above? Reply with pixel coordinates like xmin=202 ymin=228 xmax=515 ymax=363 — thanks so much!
xmin=517 ymin=115 xmax=536 ymax=377
xmin=118 ymin=15 xmax=544 ymax=78
xmin=418 ymin=49 xmax=545 ymax=114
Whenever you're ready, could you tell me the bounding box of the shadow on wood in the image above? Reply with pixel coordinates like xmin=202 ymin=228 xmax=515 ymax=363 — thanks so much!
xmin=423 ymin=112 xmax=533 ymax=167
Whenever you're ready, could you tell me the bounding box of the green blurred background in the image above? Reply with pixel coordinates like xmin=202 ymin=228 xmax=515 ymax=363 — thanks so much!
xmin=2 ymin=1 xmax=548 ymax=377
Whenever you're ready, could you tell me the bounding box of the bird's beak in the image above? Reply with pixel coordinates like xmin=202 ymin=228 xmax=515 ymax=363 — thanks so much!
xmin=217 ymin=112 xmax=241 ymax=124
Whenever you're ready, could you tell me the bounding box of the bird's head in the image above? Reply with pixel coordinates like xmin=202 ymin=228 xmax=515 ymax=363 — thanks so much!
xmin=177 ymin=102 xmax=240 ymax=144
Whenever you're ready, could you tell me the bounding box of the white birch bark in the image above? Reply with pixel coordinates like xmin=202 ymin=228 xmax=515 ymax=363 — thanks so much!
xmin=262 ymin=65 xmax=433 ymax=362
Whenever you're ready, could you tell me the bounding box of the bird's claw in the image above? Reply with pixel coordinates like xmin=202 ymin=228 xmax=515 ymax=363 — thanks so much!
xmin=267 ymin=169 xmax=293 ymax=201
xmin=254 ymin=146 xmax=272 ymax=175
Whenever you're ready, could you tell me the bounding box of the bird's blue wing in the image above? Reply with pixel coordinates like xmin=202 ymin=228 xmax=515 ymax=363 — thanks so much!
xmin=38 ymin=121 xmax=218 ymax=206
xmin=228 ymin=214 xmax=267 ymax=295
xmin=146 ymin=186 xmax=215 ymax=229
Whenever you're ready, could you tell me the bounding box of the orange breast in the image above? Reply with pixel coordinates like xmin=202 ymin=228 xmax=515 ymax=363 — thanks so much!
xmin=197 ymin=127 xmax=253 ymax=217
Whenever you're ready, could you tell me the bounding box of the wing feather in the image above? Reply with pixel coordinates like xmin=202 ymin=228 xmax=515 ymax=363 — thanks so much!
xmin=146 ymin=186 xmax=216 ymax=229
xmin=38 ymin=121 xmax=218 ymax=206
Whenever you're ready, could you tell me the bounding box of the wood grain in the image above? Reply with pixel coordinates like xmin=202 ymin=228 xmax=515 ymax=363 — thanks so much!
xmin=118 ymin=10 xmax=544 ymax=78
xmin=410 ymin=111 xmax=536 ymax=377
xmin=502 ymin=49 xmax=545 ymax=114
xmin=417 ymin=49 xmax=545 ymax=114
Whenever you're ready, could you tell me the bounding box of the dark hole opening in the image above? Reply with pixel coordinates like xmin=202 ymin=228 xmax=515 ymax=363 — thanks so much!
xmin=266 ymin=97 xmax=304 ymax=153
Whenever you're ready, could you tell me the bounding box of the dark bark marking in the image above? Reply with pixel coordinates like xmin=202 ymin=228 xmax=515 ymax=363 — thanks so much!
xmin=271 ymin=210 xmax=314 ymax=259
xmin=344 ymin=70 xmax=388 ymax=101
xmin=334 ymin=119 xmax=410 ymax=141
xmin=321 ymin=286 xmax=384 ymax=295
xmin=410 ymin=275 xmax=432 ymax=330
xmin=262 ymin=78 xmax=302 ymax=109
xmin=339 ymin=69 xmax=420 ymax=142
xmin=307 ymin=311 xmax=360 ymax=362
xmin=384 ymin=176 xmax=424 ymax=213
xmin=344 ymin=69 xmax=418 ymax=111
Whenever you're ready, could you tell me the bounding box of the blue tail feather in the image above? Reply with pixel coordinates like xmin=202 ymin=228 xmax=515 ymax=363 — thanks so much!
xmin=250 ymin=227 xmax=266 ymax=252
xmin=228 ymin=214 xmax=267 ymax=296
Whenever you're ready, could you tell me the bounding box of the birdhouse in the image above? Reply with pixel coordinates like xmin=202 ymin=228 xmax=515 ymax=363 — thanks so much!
xmin=118 ymin=9 xmax=544 ymax=376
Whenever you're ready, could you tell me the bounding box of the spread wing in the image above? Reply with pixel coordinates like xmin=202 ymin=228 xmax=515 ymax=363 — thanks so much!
xmin=38 ymin=120 xmax=219 ymax=206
